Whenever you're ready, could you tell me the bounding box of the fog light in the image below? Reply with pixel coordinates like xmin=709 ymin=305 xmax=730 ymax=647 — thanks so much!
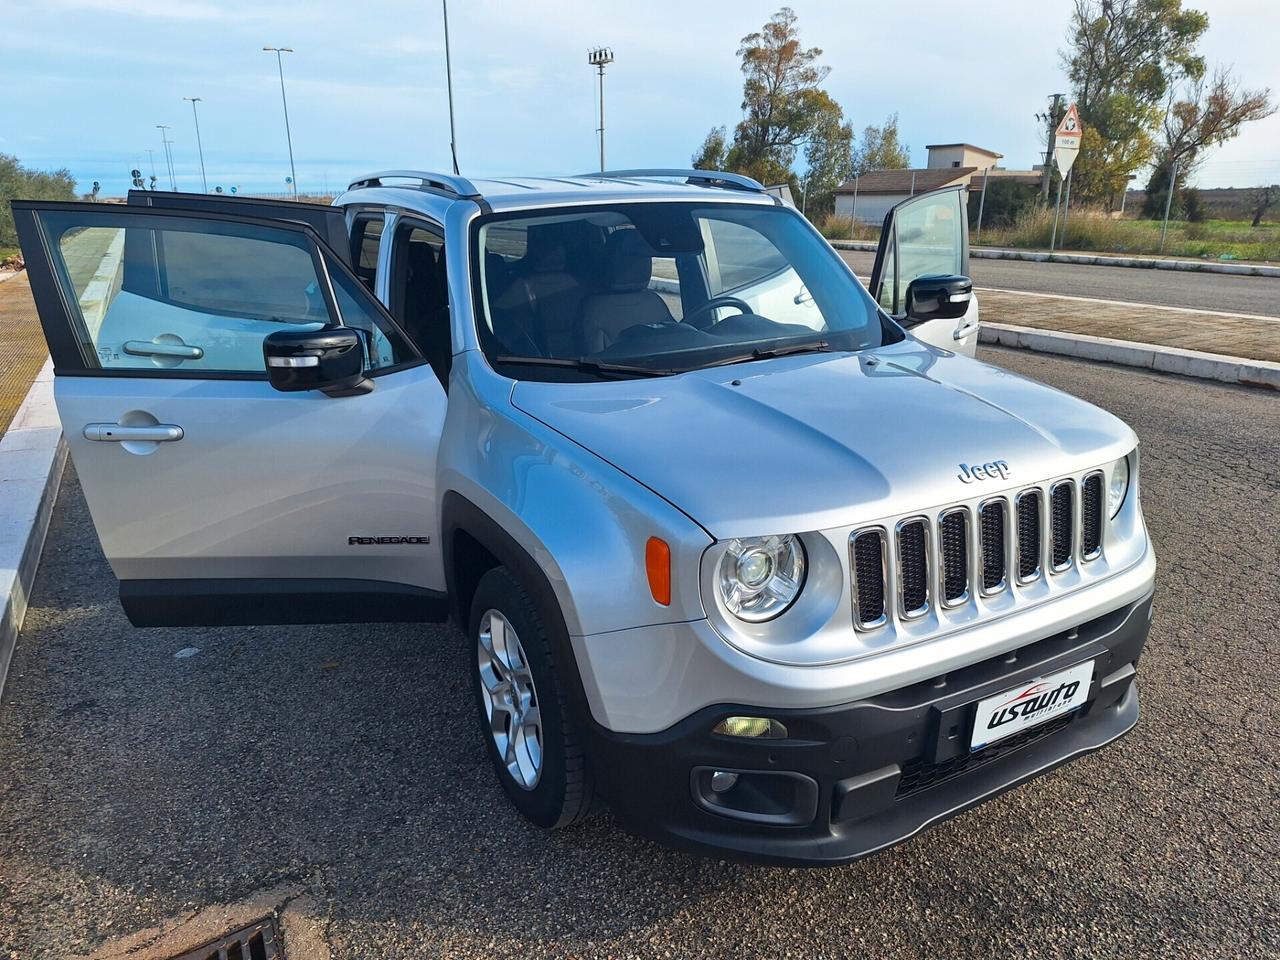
xmin=711 ymin=716 xmax=788 ymax=739
xmin=709 ymin=770 xmax=739 ymax=793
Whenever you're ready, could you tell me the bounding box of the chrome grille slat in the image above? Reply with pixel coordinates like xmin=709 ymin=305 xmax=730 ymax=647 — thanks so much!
xmin=896 ymin=518 xmax=929 ymax=618
xmin=850 ymin=529 xmax=887 ymax=628
xmin=1015 ymin=490 xmax=1042 ymax=583
xmin=978 ymin=499 xmax=1007 ymax=595
xmin=1050 ymin=480 xmax=1075 ymax=571
xmin=1081 ymin=472 xmax=1103 ymax=560
xmin=939 ymin=508 xmax=969 ymax=605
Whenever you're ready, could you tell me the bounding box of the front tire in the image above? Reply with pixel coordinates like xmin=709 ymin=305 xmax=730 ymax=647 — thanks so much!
xmin=469 ymin=567 xmax=593 ymax=828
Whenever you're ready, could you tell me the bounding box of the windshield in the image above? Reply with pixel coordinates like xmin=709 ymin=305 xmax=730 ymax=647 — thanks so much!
xmin=473 ymin=202 xmax=896 ymax=379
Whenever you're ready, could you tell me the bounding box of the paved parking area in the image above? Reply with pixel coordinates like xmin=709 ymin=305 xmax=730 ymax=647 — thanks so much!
xmin=1 ymin=349 xmax=1277 ymax=959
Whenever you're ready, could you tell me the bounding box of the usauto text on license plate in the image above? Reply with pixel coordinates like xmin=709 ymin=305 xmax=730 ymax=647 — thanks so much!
xmin=969 ymin=660 xmax=1094 ymax=751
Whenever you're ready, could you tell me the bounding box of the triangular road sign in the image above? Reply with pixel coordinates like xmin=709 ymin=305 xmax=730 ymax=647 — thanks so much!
xmin=1054 ymin=104 xmax=1083 ymax=176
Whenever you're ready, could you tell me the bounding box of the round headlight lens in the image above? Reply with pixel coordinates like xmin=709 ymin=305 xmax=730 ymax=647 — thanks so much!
xmin=1108 ymin=455 xmax=1131 ymax=518
xmin=717 ymin=535 xmax=805 ymax=622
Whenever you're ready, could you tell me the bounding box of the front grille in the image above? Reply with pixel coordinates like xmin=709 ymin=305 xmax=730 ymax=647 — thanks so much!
xmin=897 ymin=520 xmax=929 ymax=616
xmin=979 ymin=499 xmax=1006 ymax=593
xmin=1051 ymin=481 xmax=1075 ymax=570
xmin=939 ymin=509 xmax=968 ymax=604
xmin=851 ymin=530 xmax=886 ymax=626
xmin=1016 ymin=490 xmax=1042 ymax=581
xmin=895 ymin=713 xmax=1075 ymax=799
xmin=849 ymin=465 xmax=1113 ymax=630
xmin=1081 ymin=472 xmax=1103 ymax=559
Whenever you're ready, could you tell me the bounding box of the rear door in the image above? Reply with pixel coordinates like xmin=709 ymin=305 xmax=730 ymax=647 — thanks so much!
xmin=868 ymin=187 xmax=980 ymax=356
xmin=12 ymin=199 xmax=448 ymax=627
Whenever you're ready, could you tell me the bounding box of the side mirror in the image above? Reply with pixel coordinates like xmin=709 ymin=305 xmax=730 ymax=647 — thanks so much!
xmin=263 ymin=326 xmax=372 ymax=397
xmin=904 ymin=275 xmax=972 ymax=324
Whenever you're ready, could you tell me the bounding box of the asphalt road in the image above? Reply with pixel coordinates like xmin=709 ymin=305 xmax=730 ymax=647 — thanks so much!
xmin=838 ymin=248 xmax=1280 ymax=316
xmin=1 ymin=350 xmax=1278 ymax=959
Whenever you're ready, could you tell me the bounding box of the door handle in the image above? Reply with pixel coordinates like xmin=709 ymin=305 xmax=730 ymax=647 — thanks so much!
xmin=123 ymin=340 xmax=204 ymax=360
xmin=953 ymin=321 xmax=979 ymax=341
xmin=83 ymin=423 xmax=184 ymax=442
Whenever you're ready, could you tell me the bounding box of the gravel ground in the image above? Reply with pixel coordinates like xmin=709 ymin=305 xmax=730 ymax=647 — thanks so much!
xmin=1 ymin=348 xmax=1277 ymax=959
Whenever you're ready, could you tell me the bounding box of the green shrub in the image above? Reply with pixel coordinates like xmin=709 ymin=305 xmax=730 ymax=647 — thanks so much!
xmin=0 ymin=154 xmax=77 ymax=247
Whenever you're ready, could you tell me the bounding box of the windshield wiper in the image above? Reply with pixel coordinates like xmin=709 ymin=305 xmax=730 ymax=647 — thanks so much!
xmin=695 ymin=339 xmax=833 ymax=370
xmin=494 ymin=355 xmax=673 ymax=379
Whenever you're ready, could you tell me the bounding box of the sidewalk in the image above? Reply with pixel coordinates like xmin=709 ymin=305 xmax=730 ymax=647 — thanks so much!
xmin=0 ymin=271 xmax=48 ymax=438
xmin=976 ymin=289 xmax=1280 ymax=364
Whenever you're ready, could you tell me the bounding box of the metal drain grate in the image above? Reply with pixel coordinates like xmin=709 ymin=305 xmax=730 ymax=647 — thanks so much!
xmin=169 ymin=917 xmax=282 ymax=960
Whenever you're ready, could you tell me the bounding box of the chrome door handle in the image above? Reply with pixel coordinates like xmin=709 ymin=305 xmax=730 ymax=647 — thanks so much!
xmin=123 ymin=340 xmax=204 ymax=360
xmin=83 ymin=423 xmax=184 ymax=442
xmin=953 ymin=322 xmax=979 ymax=341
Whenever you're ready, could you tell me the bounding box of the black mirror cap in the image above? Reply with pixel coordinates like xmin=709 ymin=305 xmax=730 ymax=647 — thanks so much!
xmin=263 ymin=326 xmax=371 ymax=396
xmin=905 ymin=275 xmax=972 ymax=323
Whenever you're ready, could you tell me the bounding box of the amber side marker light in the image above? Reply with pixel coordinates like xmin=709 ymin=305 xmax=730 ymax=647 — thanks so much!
xmin=646 ymin=537 xmax=671 ymax=605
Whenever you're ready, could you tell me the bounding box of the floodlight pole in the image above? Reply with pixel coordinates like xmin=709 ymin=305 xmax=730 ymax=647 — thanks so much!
xmin=442 ymin=0 xmax=460 ymax=175
xmin=588 ymin=47 xmax=614 ymax=173
xmin=1159 ymin=159 xmax=1180 ymax=253
xmin=263 ymin=46 xmax=299 ymax=198
xmin=183 ymin=97 xmax=208 ymax=193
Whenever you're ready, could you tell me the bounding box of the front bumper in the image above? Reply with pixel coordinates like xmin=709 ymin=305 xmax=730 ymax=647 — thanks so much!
xmin=586 ymin=591 xmax=1152 ymax=866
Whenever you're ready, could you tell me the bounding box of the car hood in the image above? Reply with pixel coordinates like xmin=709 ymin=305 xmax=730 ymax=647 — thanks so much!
xmin=510 ymin=342 xmax=1137 ymax=538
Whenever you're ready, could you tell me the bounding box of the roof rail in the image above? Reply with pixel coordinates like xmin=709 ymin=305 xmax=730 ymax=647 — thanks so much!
xmin=347 ymin=170 xmax=482 ymax=199
xmin=578 ymin=168 xmax=766 ymax=193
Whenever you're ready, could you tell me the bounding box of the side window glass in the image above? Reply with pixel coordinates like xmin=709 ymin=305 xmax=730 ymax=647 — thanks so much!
xmin=40 ymin=211 xmax=331 ymax=373
xmin=391 ymin=223 xmax=452 ymax=383
xmin=704 ymin=218 xmax=790 ymax=295
xmin=649 ymin=254 xmax=683 ymax=321
xmin=891 ymin=192 xmax=963 ymax=312
xmin=328 ymin=260 xmax=418 ymax=371
xmin=351 ymin=215 xmax=384 ymax=291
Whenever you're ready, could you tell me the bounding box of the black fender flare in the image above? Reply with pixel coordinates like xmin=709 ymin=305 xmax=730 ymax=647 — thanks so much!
xmin=441 ymin=491 xmax=593 ymax=724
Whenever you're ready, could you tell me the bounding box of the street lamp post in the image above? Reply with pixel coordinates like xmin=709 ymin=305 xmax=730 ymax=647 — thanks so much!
xmin=442 ymin=0 xmax=460 ymax=175
xmin=263 ymin=46 xmax=299 ymax=198
xmin=156 ymin=124 xmax=176 ymax=191
xmin=183 ymin=96 xmax=208 ymax=193
xmin=588 ymin=47 xmax=614 ymax=173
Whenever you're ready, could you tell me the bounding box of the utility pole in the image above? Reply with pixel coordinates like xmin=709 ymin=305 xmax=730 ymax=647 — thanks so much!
xmin=263 ymin=46 xmax=299 ymax=198
xmin=588 ymin=47 xmax=614 ymax=173
xmin=442 ymin=0 xmax=460 ymax=175
xmin=183 ymin=97 xmax=208 ymax=193
xmin=145 ymin=148 xmax=156 ymax=181
xmin=156 ymin=124 xmax=176 ymax=191
xmin=974 ymin=167 xmax=990 ymax=246
xmin=848 ymin=175 xmax=859 ymax=237
xmin=1036 ymin=93 xmax=1065 ymax=202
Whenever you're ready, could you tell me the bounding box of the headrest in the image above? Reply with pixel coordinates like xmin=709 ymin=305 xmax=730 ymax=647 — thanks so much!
xmin=527 ymin=224 xmax=568 ymax=273
xmin=606 ymin=228 xmax=653 ymax=292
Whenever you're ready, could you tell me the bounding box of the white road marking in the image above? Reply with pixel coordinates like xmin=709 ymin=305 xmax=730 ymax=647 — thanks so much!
xmin=973 ymin=285 xmax=1280 ymax=323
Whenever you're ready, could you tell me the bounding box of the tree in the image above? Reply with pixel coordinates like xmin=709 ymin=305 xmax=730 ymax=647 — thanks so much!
xmin=851 ymin=114 xmax=910 ymax=176
xmin=1250 ymin=184 xmax=1280 ymax=227
xmin=0 ymin=154 xmax=76 ymax=248
xmin=692 ymin=7 xmax=853 ymax=213
xmin=691 ymin=126 xmax=728 ymax=171
xmin=1062 ymin=0 xmax=1210 ymax=206
xmin=1142 ymin=68 xmax=1275 ymax=217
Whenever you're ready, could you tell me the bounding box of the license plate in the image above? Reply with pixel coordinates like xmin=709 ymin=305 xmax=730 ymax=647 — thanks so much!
xmin=969 ymin=660 xmax=1094 ymax=751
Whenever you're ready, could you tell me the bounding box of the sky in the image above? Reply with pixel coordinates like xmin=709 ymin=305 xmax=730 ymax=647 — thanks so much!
xmin=2 ymin=0 xmax=1278 ymax=197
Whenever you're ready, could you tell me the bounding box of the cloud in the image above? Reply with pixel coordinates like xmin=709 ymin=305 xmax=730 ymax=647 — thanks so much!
xmin=42 ymin=0 xmax=264 ymax=21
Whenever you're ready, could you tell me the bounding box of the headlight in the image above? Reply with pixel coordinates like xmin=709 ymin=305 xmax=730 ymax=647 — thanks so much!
xmin=716 ymin=535 xmax=805 ymax=622
xmin=1108 ymin=454 xmax=1131 ymax=518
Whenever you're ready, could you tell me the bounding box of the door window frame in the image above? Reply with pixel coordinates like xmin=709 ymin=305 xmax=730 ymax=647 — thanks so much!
xmin=12 ymin=199 xmax=425 ymax=381
xmin=868 ymin=186 xmax=969 ymax=319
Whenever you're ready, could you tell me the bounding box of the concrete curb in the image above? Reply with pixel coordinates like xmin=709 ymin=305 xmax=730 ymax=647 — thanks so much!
xmin=979 ymin=323 xmax=1280 ymax=391
xmin=828 ymin=240 xmax=1280 ymax=277
xmin=0 ymin=358 xmax=67 ymax=702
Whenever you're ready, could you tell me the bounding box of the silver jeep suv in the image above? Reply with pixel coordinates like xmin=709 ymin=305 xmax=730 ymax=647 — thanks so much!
xmin=12 ymin=169 xmax=1154 ymax=865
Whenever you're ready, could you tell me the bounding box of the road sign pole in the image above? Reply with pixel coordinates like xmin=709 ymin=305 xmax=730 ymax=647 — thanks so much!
xmin=1060 ymin=167 xmax=1074 ymax=241
xmin=1049 ymin=175 xmax=1064 ymax=253
xmin=1159 ymin=159 xmax=1179 ymax=254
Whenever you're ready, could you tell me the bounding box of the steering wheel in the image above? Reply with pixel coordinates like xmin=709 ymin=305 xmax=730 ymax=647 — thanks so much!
xmin=683 ymin=295 xmax=754 ymax=331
